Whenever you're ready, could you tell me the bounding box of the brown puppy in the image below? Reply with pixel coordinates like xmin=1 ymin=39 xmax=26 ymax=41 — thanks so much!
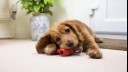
xmin=36 ymin=20 xmax=103 ymax=59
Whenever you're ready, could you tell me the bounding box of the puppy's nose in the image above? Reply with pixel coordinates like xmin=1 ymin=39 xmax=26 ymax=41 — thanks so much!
xmin=67 ymin=41 xmax=74 ymax=47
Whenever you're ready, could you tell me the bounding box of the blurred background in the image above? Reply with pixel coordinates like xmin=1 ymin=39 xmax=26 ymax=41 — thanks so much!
xmin=0 ymin=0 xmax=127 ymax=40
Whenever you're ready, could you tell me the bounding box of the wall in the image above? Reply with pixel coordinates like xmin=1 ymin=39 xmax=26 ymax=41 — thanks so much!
xmin=1 ymin=0 xmax=90 ymax=39
xmin=10 ymin=0 xmax=32 ymax=39
xmin=0 ymin=0 xmax=10 ymax=19
xmin=51 ymin=0 xmax=90 ymax=24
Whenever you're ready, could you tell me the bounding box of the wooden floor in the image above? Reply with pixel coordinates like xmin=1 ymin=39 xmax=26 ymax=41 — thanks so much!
xmin=99 ymin=38 xmax=127 ymax=51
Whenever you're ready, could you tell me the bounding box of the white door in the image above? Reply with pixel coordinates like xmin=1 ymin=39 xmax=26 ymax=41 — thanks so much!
xmin=90 ymin=0 xmax=127 ymax=34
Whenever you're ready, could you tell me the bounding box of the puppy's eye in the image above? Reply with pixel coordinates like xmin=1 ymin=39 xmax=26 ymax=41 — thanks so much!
xmin=65 ymin=29 xmax=71 ymax=33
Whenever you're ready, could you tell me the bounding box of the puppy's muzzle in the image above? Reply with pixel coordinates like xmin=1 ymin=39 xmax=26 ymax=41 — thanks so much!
xmin=66 ymin=40 xmax=74 ymax=47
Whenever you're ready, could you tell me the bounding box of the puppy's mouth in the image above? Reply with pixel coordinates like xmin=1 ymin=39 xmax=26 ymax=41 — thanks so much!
xmin=62 ymin=45 xmax=83 ymax=54
xmin=59 ymin=44 xmax=83 ymax=52
xmin=73 ymin=45 xmax=83 ymax=53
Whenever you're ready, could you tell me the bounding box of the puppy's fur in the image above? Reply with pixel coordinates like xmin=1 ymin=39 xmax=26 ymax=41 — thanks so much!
xmin=36 ymin=20 xmax=103 ymax=59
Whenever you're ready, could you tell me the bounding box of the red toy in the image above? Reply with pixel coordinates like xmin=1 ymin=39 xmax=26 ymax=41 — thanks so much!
xmin=57 ymin=47 xmax=82 ymax=56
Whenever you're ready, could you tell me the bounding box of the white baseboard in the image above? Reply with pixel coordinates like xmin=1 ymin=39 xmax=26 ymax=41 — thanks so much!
xmin=15 ymin=32 xmax=31 ymax=39
xmin=0 ymin=30 xmax=13 ymax=38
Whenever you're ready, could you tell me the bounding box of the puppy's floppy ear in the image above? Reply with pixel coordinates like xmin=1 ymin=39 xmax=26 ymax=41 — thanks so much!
xmin=36 ymin=32 xmax=52 ymax=54
xmin=36 ymin=30 xmax=58 ymax=54
xmin=63 ymin=21 xmax=84 ymax=43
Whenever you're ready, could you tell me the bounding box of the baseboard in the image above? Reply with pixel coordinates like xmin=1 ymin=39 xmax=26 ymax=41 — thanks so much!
xmin=0 ymin=30 xmax=13 ymax=38
xmin=15 ymin=32 xmax=31 ymax=39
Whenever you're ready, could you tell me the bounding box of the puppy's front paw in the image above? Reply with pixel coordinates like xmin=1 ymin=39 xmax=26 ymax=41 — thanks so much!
xmin=87 ymin=49 xmax=103 ymax=59
xmin=44 ymin=44 xmax=57 ymax=55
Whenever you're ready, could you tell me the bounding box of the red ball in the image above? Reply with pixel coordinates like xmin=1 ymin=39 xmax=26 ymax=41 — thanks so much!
xmin=57 ymin=48 xmax=74 ymax=56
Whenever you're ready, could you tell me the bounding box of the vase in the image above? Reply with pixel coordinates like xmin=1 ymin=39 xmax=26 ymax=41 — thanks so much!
xmin=30 ymin=14 xmax=50 ymax=41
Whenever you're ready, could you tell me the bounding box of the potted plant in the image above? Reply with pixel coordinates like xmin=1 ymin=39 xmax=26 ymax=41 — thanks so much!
xmin=19 ymin=0 xmax=61 ymax=41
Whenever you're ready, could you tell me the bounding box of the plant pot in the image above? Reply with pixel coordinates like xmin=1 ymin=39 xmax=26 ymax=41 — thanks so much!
xmin=30 ymin=14 xmax=50 ymax=41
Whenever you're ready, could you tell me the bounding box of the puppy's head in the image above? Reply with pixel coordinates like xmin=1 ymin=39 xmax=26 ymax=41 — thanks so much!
xmin=53 ymin=24 xmax=78 ymax=49
xmin=53 ymin=21 xmax=84 ymax=49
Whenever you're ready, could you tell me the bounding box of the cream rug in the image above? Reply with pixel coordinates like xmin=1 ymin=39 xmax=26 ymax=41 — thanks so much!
xmin=0 ymin=39 xmax=127 ymax=72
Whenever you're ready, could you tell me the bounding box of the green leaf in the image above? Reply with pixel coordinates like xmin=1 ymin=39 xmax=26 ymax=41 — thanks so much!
xmin=56 ymin=0 xmax=61 ymax=6
xmin=23 ymin=2 xmax=29 ymax=9
xmin=33 ymin=5 xmax=41 ymax=13
xmin=28 ymin=2 xmax=33 ymax=5
xmin=51 ymin=0 xmax=54 ymax=4
xmin=29 ymin=6 xmax=34 ymax=11
xmin=47 ymin=0 xmax=54 ymax=4
xmin=35 ymin=0 xmax=41 ymax=2
xmin=29 ymin=0 xmax=33 ymax=1
xmin=39 ymin=3 xmax=44 ymax=7
xmin=35 ymin=0 xmax=41 ymax=4
xmin=44 ymin=0 xmax=48 ymax=4
xmin=18 ymin=0 xmax=61 ymax=15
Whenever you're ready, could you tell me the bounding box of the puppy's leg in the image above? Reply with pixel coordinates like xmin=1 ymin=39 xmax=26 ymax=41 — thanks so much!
xmin=87 ymin=43 xmax=103 ymax=59
xmin=44 ymin=44 xmax=57 ymax=55
xmin=85 ymin=35 xmax=103 ymax=59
